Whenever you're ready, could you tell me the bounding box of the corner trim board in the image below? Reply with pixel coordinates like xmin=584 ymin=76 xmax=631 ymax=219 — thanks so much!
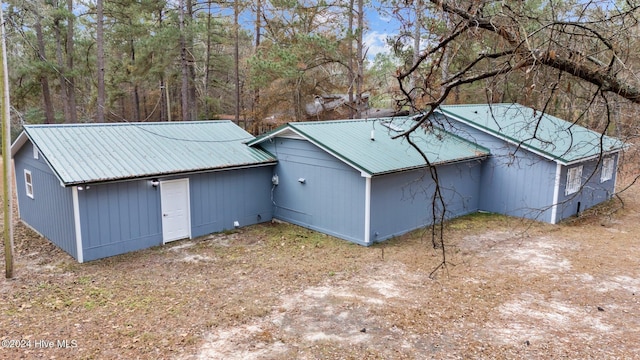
xmin=550 ymin=163 xmax=562 ymax=224
xmin=72 ymin=186 xmax=84 ymax=263
xmin=364 ymin=177 xmax=371 ymax=244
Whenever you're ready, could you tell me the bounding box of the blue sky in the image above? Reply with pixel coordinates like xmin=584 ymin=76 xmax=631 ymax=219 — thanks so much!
xmin=364 ymin=7 xmax=397 ymax=59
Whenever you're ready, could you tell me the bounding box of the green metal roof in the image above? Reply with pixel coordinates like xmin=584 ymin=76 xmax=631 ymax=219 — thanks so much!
xmin=248 ymin=117 xmax=489 ymax=176
xmin=12 ymin=121 xmax=277 ymax=185
xmin=437 ymin=103 xmax=625 ymax=164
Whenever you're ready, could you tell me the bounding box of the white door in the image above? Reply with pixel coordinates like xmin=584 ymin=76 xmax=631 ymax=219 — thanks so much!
xmin=160 ymin=179 xmax=190 ymax=243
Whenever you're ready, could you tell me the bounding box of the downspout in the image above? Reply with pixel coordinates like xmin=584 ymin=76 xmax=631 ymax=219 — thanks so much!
xmin=550 ymin=163 xmax=562 ymax=224
xmin=72 ymin=186 xmax=84 ymax=263
xmin=363 ymin=174 xmax=371 ymax=244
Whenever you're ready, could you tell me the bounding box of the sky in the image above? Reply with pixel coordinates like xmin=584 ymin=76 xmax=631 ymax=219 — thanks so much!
xmin=364 ymin=7 xmax=398 ymax=59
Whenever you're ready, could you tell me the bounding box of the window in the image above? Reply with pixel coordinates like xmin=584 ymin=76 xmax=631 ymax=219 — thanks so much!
xmin=565 ymin=165 xmax=583 ymax=195
xmin=33 ymin=146 xmax=39 ymax=160
xmin=600 ymin=157 xmax=614 ymax=183
xmin=24 ymin=169 xmax=34 ymax=199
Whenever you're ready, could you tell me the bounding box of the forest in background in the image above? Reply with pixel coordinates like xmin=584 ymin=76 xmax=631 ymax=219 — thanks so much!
xmin=3 ymin=0 xmax=640 ymax=140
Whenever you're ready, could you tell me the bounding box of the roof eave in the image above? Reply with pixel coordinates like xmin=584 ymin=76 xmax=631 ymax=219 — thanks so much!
xmin=560 ymin=147 xmax=625 ymax=166
xmin=61 ymin=160 xmax=278 ymax=187
xmin=10 ymin=130 xmax=29 ymax=157
xmin=246 ymin=123 xmax=292 ymax=146
xmin=436 ymin=107 xmax=623 ymax=165
xmin=370 ymin=153 xmax=489 ymax=177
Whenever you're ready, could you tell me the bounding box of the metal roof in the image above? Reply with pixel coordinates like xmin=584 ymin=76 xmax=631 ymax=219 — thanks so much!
xmin=437 ymin=103 xmax=625 ymax=164
xmin=248 ymin=117 xmax=489 ymax=176
xmin=12 ymin=121 xmax=277 ymax=185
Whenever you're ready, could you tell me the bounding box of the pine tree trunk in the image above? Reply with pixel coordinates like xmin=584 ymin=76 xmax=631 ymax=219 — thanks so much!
xmin=347 ymin=0 xmax=355 ymax=119
xmin=234 ymin=0 xmax=240 ymax=125
xmin=186 ymin=0 xmax=197 ymax=120
xmin=34 ymin=9 xmax=55 ymax=124
xmin=355 ymin=0 xmax=364 ymax=118
xmin=96 ymin=0 xmax=105 ymax=123
xmin=179 ymin=0 xmax=189 ymax=121
xmin=130 ymin=37 xmax=140 ymax=121
xmin=65 ymin=0 xmax=77 ymax=123
xmin=53 ymin=22 xmax=70 ymax=123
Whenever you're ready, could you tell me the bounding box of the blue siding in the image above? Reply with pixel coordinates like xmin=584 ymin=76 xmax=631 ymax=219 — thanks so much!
xmin=190 ymin=166 xmax=274 ymax=237
xmin=479 ymin=144 xmax=557 ymax=222
xmin=370 ymin=161 xmax=482 ymax=241
xmin=441 ymin=117 xmax=560 ymax=222
xmin=13 ymin=142 xmax=77 ymax=258
xmin=15 ymin=137 xmax=275 ymax=262
xmin=78 ymin=166 xmax=274 ymax=261
xmin=556 ymin=155 xmax=617 ymax=221
xmin=262 ymin=138 xmax=367 ymax=243
xmin=78 ymin=180 xmax=162 ymax=262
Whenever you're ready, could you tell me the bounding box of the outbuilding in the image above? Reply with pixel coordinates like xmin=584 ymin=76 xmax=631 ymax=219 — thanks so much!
xmin=11 ymin=104 xmax=626 ymax=262
xmin=435 ymin=103 xmax=625 ymax=223
xmin=11 ymin=121 xmax=276 ymax=262
xmin=248 ymin=118 xmax=490 ymax=245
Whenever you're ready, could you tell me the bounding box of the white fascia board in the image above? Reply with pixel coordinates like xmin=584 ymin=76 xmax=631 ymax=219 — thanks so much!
xmin=10 ymin=131 xmax=29 ymax=157
xmin=72 ymin=186 xmax=84 ymax=263
xmin=550 ymin=163 xmax=562 ymax=224
xmin=364 ymin=177 xmax=372 ymax=244
xmin=561 ymin=149 xmax=622 ymax=167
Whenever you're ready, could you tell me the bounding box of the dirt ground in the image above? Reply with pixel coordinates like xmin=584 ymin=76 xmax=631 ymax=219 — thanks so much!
xmin=1 ymin=175 xmax=640 ymax=359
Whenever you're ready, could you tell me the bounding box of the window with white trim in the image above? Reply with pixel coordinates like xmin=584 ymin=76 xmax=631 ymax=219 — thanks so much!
xmin=600 ymin=157 xmax=614 ymax=183
xmin=24 ymin=169 xmax=34 ymax=199
xmin=565 ymin=165 xmax=583 ymax=195
xmin=33 ymin=146 xmax=39 ymax=159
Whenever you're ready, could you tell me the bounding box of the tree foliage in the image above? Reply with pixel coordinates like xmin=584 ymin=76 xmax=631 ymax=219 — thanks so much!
xmin=379 ymin=0 xmax=640 ymax=274
xmin=392 ymin=0 xmax=640 ymax=125
xmin=3 ymin=0 xmax=640 ymax=138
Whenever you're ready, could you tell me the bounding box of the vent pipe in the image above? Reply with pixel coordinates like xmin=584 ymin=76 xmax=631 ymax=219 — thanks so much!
xmin=370 ymin=129 xmax=375 ymax=141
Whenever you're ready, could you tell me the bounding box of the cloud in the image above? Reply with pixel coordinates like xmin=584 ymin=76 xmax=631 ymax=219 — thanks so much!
xmin=364 ymin=31 xmax=391 ymax=59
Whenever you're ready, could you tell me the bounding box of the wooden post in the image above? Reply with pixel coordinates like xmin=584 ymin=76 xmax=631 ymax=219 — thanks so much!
xmin=1 ymin=3 xmax=15 ymax=278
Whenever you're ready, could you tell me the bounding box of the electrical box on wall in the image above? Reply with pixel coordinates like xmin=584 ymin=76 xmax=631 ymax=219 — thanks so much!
xmin=272 ymin=174 xmax=279 ymax=185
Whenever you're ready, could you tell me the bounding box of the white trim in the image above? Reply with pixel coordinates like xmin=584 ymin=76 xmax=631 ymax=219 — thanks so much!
xmin=364 ymin=176 xmax=371 ymax=244
xmin=600 ymin=156 xmax=614 ymax=182
xmin=24 ymin=169 xmax=34 ymax=199
xmin=550 ymin=163 xmax=562 ymax=224
xmin=72 ymin=186 xmax=84 ymax=263
xmin=562 ymin=150 xmax=620 ymax=166
xmin=565 ymin=165 xmax=583 ymax=196
xmin=160 ymin=178 xmax=191 ymax=243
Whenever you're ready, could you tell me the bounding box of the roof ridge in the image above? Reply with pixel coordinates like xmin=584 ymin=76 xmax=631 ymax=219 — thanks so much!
xmin=440 ymin=103 xmax=515 ymax=108
xmin=23 ymin=120 xmax=233 ymax=128
xmin=290 ymin=118 xmax=399 ymax=126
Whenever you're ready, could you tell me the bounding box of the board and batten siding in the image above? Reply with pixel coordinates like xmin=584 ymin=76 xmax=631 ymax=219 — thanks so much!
xmin=441 ymin=117 xmax=559 ymax=222
xmin=190 ymin=166 xmax=274 ymax=237
xmin=13 ymin=142 xmax=78 ymax=259
xmin=555 ymin=154 xmax=618 ymax=222
xmin=369 ymin=161 xmax=483 ymax=241
xmin=261 ymin=138 xmax=367 ymax=244
xmin=478 ymin=144 xmax=558 ymax=222
xmin=76 ymin=166 xmax=275 ymax=261
xmin=77 ymin=180 xmax=162 ymax=262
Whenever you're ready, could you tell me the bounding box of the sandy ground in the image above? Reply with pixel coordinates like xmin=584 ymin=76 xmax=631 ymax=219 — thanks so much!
xmin=1 ymin=177 xmax=639 ymax=359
